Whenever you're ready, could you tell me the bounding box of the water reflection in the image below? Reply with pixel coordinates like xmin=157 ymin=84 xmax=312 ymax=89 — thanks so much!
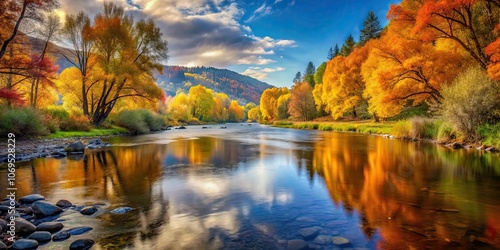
xmin=0 ymin=124 xmax=499 ymax=249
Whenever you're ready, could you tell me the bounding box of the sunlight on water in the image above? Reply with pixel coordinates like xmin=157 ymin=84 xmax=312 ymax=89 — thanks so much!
xmin=1 ymin=124 xmax=499 ymax=249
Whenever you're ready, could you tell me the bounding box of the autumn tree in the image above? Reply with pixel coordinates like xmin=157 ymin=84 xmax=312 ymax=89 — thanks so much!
xmin=388 ymin=0 xmax=500 ymax=69
xmin=303 ymin=62 xmax=316 ymax=87
xmin=360 ymin=11 xmax=383 ymax=45
xmin=260 ymin=87 xmax=289 ymax=121
xmin=189 ymin=84 xmax=214 ymax=121
xmin=228 ymin=100 xmax=245 ymax=122
xmin=167 ymin=91 xmax=191 ymax=122
xmin=277 ymin=93 xmax=291 ymax=119
xmin=361 ymin=27 xmax=466 ymax=118
xmin=213 ymin=92 xmax=230 ymax=122
xmin=247 ymin=106 xmax=260 ymax=122
xmin=340 ymin=34 xmax=356 ymax=56
xmin=314 ymin=62 xmax=326 ymax=85
xmin=289 ymin=82 xmax=316 ymax=121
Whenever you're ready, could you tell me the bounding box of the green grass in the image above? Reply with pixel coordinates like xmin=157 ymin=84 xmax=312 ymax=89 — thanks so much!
xmin=273 ymin=120 xmax=394 ymax=135
xmin=46 ymin=126 xmax=129 ymax=139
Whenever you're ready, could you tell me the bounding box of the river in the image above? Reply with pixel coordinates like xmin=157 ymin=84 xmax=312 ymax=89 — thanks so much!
xmin=1 ymin=123 xmax=499 ymax=249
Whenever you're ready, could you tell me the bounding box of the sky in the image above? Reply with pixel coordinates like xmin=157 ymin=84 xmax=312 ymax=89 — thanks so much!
xmin=54 ymin=0 xmax=401 ymax=87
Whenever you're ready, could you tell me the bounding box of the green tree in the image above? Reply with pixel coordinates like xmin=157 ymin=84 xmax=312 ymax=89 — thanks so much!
xmin=303 ymin=61 xmax=316 ymax=87
xmin=314 ymin=62 xmax=326 ymax=85
xmin=293 ymin=71 xmax=302 ymax=84
xmin=327 ymin=47 xmax=334 ymax=60
xmin=340 ymin=34 xmax=356 ymax=56
xmin=333 ymin=44 xmax=340 ymax=57
xmin=359 ymin=11 xmax=382 ymax=45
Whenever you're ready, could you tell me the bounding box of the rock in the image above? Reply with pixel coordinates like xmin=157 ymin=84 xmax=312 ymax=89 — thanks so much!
xmin=17 ymin=207 xmax=34 ymax=215
xmin=65 ymin=141 xmax=86 ymax=153
xmin=36 ymin=222 xmax=64 ymax=233
xmin=56 ymin=199 xmax=72 ymax=208
xmin=332 ymin=236 xmax=351 ymax=247
xmin=32 ymin=201 xmax=62 ymax=217
xmin=1 ymin=199 xmax=19 ymax=207
xmin=324 ymin=220 xmax=348 ymax=227
xmin=19 ymin=194 xmax=45 ymax=204
xmin=0 ymin=241 xmax=6 ymax=250
xmin=14 ymin=217 xmax=37 ymax=236
xmin=11 ymin=239 xmax=38 ymax=250
xmin=69 ymin=239 xmax=95 ymax=250
xmin=298 ymin=226 xmax=320 ymax=240
xmin=52 ymin=230 xmax=71 ymax=241
xmin=110 ymin=207 xmax=134 ymax=214
xmin=79 ymin=206 xmax=97 ymax=215
xmin=88 ymin=139 xmax=104 ymax=146
xmin=313 ymin=235 xmax=332 ymax=245
xmin=485 ymin=147 xmax=499 ymax=153
xmin=67 ymin=226 xmax=93 ymax=235
xmin=450 ymin=142 xmax=462 ymax=149
xmin=0 ymin=218 xmax=7 ymax=229
xmin=287 ymin=239 xmax=308 ymax=250
xmin=0 ymin=205 xmax=9 ymax=213
xmin=27 ymin=231 xmax=52 ymax=243
xmin=177 ymin=126 xmax=186 ymax=129
xmin=476 ymin=145 xmax=486 ymax=151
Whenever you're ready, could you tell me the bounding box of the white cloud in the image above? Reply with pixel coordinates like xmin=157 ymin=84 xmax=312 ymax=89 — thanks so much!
xmin=56 ymin=0 xmax=296 ymax=68
xmin=241 ymin=66 xmax=285 ymax=80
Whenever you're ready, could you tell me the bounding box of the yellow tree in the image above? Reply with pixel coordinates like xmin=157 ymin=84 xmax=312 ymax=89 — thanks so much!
xmin=361 ymin=27 xmax=466 ymax=118
xmin=188 ymin=84 xmax=214 ymax=121
xmin=213 ymin=92 xmax=230 ymax=122
xmin=167 ymin=91 xmax=191 ymax=122
xmin=228 ymin=100 xmax=245 ymax=122
xmin=247 ymin=106 xmax=260 ymax=122
xmin=259 ymin=87 xmax=289 ymax=121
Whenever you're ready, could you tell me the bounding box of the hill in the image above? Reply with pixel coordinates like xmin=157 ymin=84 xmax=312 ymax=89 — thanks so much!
xmin=157 ymin=66 xmax=272 ymax=104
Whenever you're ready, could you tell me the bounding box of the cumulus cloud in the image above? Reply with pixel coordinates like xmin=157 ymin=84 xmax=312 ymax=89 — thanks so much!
xmin=55 ymin=0 xmax=296 ymax=68
xmin=241 ymin=66 xmax=285 ymax=80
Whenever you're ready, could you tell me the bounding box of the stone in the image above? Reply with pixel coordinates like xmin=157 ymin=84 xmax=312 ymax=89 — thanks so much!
xmin=110 ymin=207 xmax=134 ymax=214
xmin=287 ymin=239 xmax=308 ymax=250
xmin=0 ymin=218 xmax=7 ymax=229
xmin=67 ymin=226 xmax=93 ymax=235
xmin=1 ymin=199 xmax=19 ymax=207
xmin=450 ymin=142 xmax=463 ymax=149
xmin=332 ymin=236 xmax=351 ymax=247
xmin=14 ymin=217 xmax=37 ymax=236
xmin=0 ymin=241 xmax=6 ymax=250
xmin=11 ymin=239 xmax=38 ymax=250
xmin=65 ymin=141 xmax=86 ymax=153
xmin=19 ymin=194 xmax=45 ymax=204
xmin=27 ymin=231 xmax=52 ymax=243
xmin=32 ymin=201 xmax=62 ymax=217
xmin=52 ymin=230 xmax=71 ymax=241
xmin=36 ymin=222 xmax=64 ymax=233
xmin=56 ymin=199 xmax=72 ymax=208
xmin=79 ymin=206 xmax=97 ymax=215
xmin=313 ymin=235 xmax=332 ymax=245
xmin=324 ymin=220 xmax=348 ymax=227
xmin=69 ymin=239 xmax=95 ymax=250
xmin=485 ymin=147 xmax=499 ymax=153
xmin=298 ymin=226 xmax=320 ymax=240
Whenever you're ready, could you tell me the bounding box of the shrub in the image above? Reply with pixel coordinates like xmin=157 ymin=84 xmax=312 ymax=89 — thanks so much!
xmin=409 ymin=117 xmax=439 ymax=139
xmin=60 ymin=115 xmax=92 ymax=132
xmin=114 ymin=109 xmax=165 ymax=134
xmin=0 ymin=107 xmax=49 ymax=137
xmin=477 ymin=124 xmax=500 ymax=147
xmin=440 ymin=67 xmax=500 ymax=141
xmin=437 ymin=122 xmax=457 ymax=143
xmin=391 ymin=120 xmax=411 ymax=138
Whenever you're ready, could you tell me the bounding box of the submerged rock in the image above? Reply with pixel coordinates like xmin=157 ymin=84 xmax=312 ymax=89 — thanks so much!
xmin=32 ymin=201 xmax=62 ymax=217
xmin=69 ymin=239 xmax=95 ymax=250
xmin=110 ymin=207 xmax=134 ymax=214
xmin=287 ymin=239 xmax=308 ymax=250
xmin=36 ymin=221 xmax=64 ymax=233
xmin=52 ymin=230 xmax=71 ymax=241
xmin=28 ymin=231 xmax=52 ymax=243
xmin=11 ymin=239 xmax=38 ymax=250
xmin=298 ymin=226 xmax=320 ymax=240
xmin=65 ymin=141 xmax=86 ymax=153
xmin=19 ymin=194 xmax=45 ymax=204
xmin=56 ymin=199 xmax=72 ymax=208
xmin=332 ymin=236 xmax=350 ymax=247
xmin=79 ymin=206 xmax=97 ymax=215
xmin=67 ymin=226 xmax=93 ymax=235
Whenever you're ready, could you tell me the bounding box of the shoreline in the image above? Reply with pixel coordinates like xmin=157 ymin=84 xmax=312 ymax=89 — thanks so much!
xmin=272 ymin=121 xmax=499 ymax=153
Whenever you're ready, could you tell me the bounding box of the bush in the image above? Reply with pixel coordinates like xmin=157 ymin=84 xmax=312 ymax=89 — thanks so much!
xmin=437 ymin=122 xmax=457 ymax=143
xmin=114 ymin=109 xmax=165 ymax=134
xmin=441 ymin=67 xmax=500 ymax=141
xmin=477 ymin=123 xmax=500 ymax=147
xmin=409 ymin=117 xmax=439 ymax=139
xmin=60 ymin=115 xmax=92 ymax=132
xmin=391 ymin=120 xmax=411 ymax=138
xmin=0 ymin=107 xmax=49 ymax=137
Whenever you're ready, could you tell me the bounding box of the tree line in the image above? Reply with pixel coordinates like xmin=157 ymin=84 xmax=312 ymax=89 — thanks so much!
xmin=258 ymin=0 xmax=500 ymax=141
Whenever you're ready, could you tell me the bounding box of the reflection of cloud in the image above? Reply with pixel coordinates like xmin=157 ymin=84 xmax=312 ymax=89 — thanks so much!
xmin=56 ymin=0 xmax=296 ymax=68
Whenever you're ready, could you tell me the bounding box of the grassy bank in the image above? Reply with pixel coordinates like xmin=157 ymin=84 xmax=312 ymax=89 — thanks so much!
xmin=273 ymin=120 xmax=394 ymax=135
xmin=46 ymin=126 xmax=129 ymax=139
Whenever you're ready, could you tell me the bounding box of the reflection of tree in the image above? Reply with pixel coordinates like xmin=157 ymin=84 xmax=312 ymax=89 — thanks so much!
xmin=309 ymin=133 xmax=500 ymax=249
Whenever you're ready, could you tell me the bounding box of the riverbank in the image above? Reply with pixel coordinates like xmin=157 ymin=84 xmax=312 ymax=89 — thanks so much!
xmin=272 ymin=120 xmax=499 ymax=153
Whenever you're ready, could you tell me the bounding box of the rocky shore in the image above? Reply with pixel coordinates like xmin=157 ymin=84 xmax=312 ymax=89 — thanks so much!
xmin=0 ymin=138 xmax=112 ymax=163
xmin=0 ymin=193 xmax=134 ymax=249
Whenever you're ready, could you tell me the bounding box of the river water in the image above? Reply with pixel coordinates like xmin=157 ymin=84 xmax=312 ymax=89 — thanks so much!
xmin=1 ymin=124 xmax=499 ymax=249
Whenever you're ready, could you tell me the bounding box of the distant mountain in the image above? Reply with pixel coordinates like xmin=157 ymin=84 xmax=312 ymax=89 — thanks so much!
xmin=29 ymin=37 xmax=272 ymax=105
xmin=157 ymin=66 xmax=273 ymax=104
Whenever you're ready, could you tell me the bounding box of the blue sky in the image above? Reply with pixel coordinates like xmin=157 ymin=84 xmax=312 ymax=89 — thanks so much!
xmin=55 ymin=0 xmax=401 ymax=87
